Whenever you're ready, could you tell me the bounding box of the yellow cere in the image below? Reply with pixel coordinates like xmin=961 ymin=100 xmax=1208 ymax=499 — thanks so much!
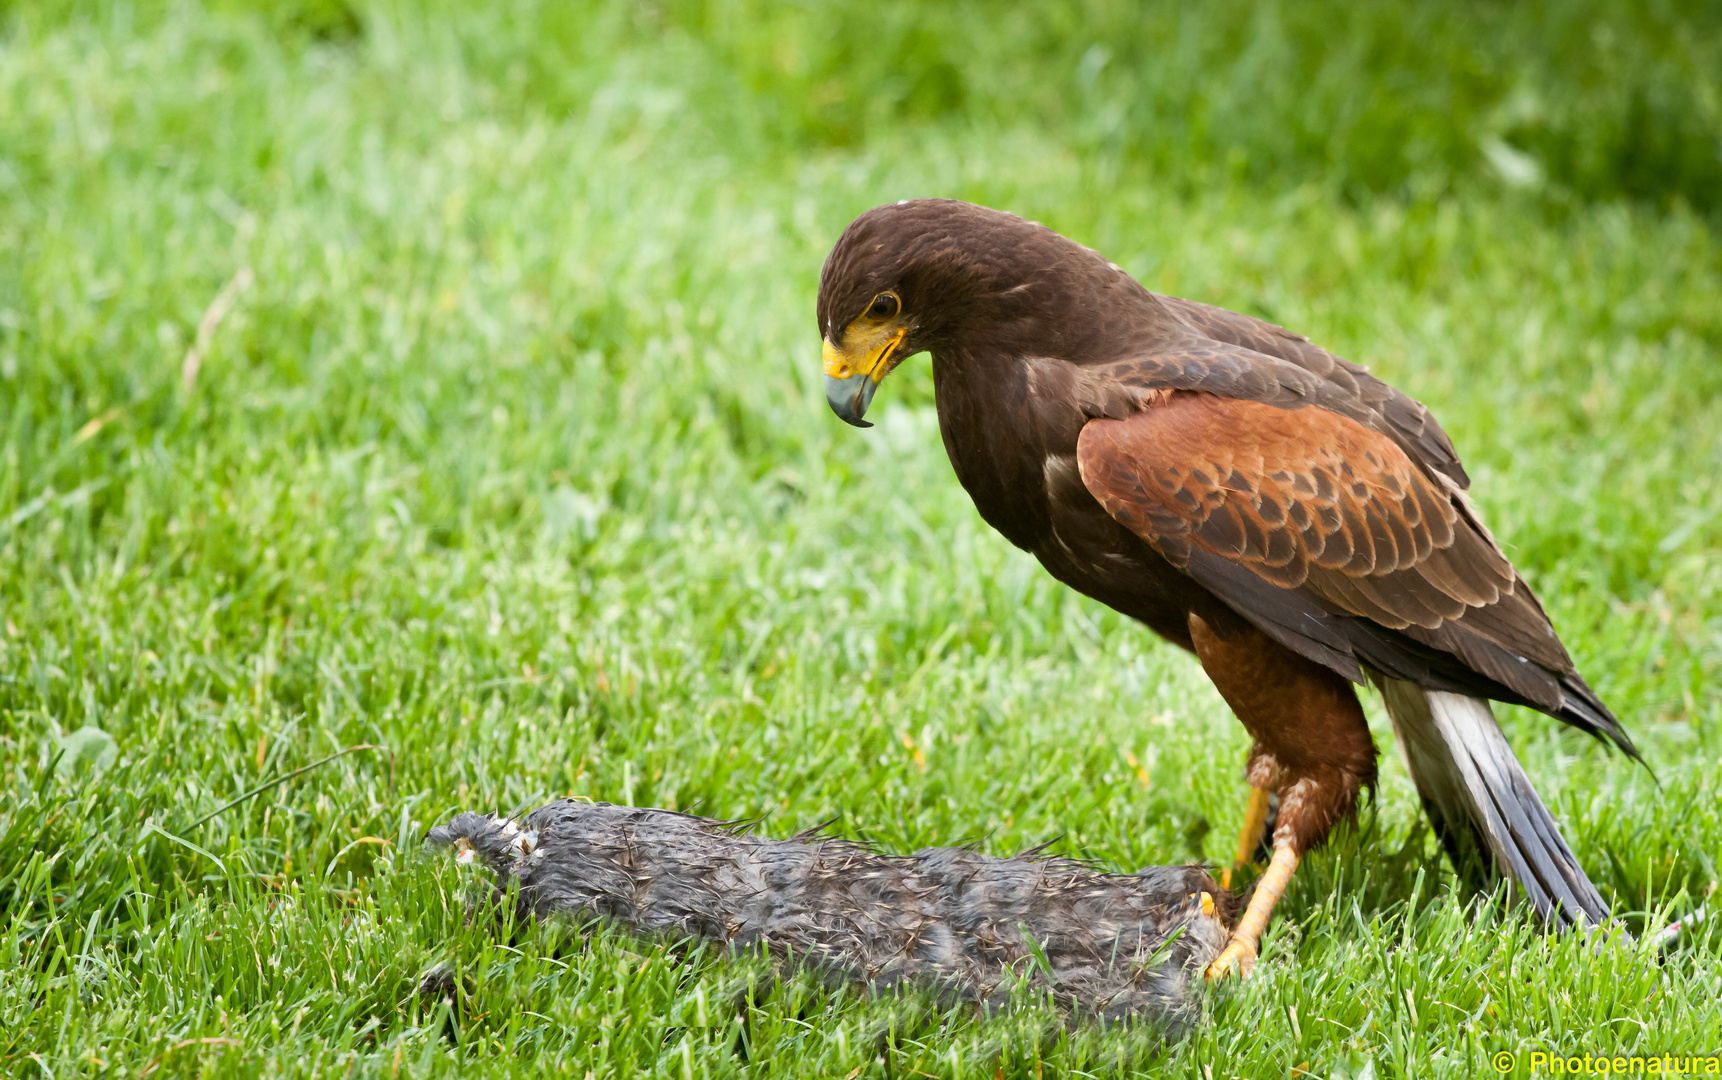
xmin=822 ymin=339 xmax=854 ymax=380
xmin=823 ymin=326 xmax=907 ymax=382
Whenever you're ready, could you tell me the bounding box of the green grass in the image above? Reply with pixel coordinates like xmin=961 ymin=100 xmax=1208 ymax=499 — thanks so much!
xmin=3 ymin=1 xmax=1720 ymax=1076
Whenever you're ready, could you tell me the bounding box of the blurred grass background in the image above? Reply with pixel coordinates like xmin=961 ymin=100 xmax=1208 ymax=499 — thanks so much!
xmin=1 ymin=1 xmax=1719 ymax=1076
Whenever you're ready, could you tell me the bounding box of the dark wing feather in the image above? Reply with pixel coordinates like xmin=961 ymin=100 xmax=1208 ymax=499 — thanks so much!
xmin=1076 ymin=391 xmax=1637 ymax=758
xmin=1154 ymin=295 xmax=1470 ymax=489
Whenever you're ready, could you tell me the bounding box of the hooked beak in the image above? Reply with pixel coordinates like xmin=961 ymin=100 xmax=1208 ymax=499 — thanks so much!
xmin=824 ymin=368 xmax=879 ymax=428
xmin=823 ymin=329 xmax=907 ymax=428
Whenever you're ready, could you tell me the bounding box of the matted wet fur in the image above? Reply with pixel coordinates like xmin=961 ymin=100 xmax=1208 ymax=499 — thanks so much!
xmin=427 ymin=800 xmax=1233 ymax=1031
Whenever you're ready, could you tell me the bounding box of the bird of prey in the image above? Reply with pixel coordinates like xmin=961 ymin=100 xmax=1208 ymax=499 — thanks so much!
xmin=816 ymin=199 xmax=1637 ymax=978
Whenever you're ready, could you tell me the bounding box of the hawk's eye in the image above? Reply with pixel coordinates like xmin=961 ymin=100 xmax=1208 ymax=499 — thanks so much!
xmin=866 ymin=293 xmax=900 ymax=320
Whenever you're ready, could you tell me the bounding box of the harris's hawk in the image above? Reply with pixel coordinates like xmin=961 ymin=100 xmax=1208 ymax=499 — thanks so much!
xmin=816 ymin=199 xmax=1638 ymax=977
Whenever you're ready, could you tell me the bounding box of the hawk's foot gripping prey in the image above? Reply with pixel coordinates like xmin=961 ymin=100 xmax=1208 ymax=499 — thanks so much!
xmin=816 ymin=199 xmax=1641 ymax=978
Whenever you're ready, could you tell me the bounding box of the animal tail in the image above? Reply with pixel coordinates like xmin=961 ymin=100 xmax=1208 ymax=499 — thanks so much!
xmin=1376 ymin=678 xmax=1610 ymax=929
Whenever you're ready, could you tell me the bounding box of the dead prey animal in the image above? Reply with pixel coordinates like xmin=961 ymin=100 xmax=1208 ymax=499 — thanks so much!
xmin=427 ymin=801 xmax=1233 ymax=1030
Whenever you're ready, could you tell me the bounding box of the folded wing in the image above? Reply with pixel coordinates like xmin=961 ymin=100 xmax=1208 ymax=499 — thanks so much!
xmin=1076 ymin=390 xmax=1635 ymax=757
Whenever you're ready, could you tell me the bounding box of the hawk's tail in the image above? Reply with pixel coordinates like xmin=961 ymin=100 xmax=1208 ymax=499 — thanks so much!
xmin=1377 ymin=678 xmax=1610 ymax=928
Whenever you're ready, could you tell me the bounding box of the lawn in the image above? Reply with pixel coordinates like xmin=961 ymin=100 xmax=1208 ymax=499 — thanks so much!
xmin=2 ymin=1 xmax=1720 ymax=1076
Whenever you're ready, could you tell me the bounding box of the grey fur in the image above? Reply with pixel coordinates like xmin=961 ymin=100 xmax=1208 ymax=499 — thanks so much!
xmin=427 ymin=800 xmax=1231 ymax=1030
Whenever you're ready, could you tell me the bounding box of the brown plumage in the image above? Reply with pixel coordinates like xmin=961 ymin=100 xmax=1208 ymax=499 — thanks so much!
xmin=817 ymin=199 xmax=1638 ymax=974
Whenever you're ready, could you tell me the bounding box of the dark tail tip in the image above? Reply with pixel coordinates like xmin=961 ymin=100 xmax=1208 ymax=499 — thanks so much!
xmin=1559 ymin=673 xmax=1648 ymax=771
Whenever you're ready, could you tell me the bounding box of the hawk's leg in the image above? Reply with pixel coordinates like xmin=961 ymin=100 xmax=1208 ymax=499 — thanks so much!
xmin=1218 ymin=754 xmax=1278 ymax=891
xmin=1219 ymin=784 xmax=1271 ymax=891
xmin=1188 ymin=614 xmax=1378 ymax=980
xmin=1210 ymin=844 xmax=1301 ymax=978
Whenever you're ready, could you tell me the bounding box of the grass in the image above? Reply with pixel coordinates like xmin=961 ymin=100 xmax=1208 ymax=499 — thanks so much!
xmin=2 ymin=1 xmax=1720 ymax=1076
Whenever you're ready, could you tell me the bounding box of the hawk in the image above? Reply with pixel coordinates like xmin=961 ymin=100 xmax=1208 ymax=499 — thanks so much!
xmin=816 ymin=199 xmax=1637 ymax=977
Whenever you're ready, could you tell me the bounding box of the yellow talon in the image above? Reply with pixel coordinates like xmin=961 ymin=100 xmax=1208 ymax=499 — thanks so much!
xmin=1204 ymin=843 xmax=1301 ymax=982
xmin=1205 ymin=937 xmax=1258 ymax=980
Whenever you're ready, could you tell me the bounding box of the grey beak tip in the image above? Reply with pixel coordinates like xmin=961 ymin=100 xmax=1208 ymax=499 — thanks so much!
xmin=825 ymin=372 xmax=879 ymax=428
